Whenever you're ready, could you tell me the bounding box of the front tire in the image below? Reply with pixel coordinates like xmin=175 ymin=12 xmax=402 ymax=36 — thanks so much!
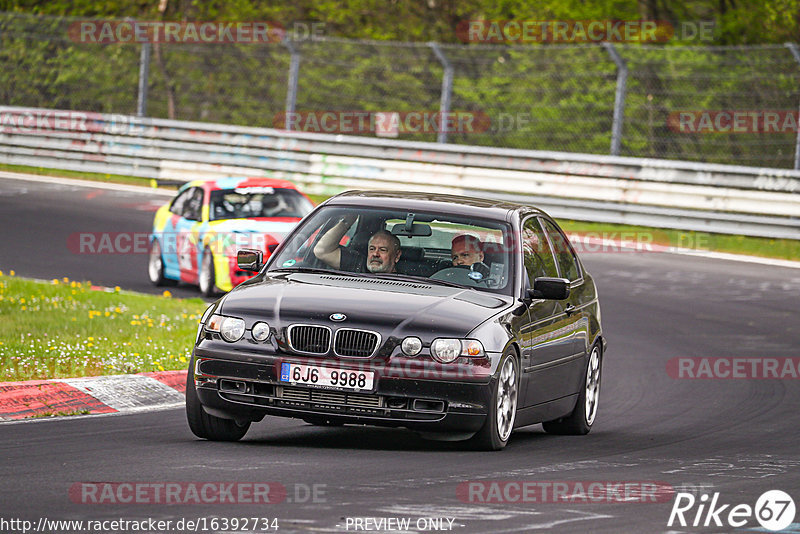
xmin=542 ymin=343 xmax=602 ymax=435
xmin=148 ymin=240 xmax=176 ymax=286
xmin=470 ymin=350 xmax=519 ymax=451
xmin=198 ymin=248 xmax=217 ymax=297
xmin=186 ymin=360 xmax=250 ymax=441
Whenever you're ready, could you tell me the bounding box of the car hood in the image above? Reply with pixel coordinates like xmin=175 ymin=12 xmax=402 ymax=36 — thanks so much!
xmin=219 ymin=272 xmax=513 ymax=340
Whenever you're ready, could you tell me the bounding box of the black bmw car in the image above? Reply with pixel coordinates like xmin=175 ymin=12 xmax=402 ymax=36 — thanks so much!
xmin=187 ymin=191 xmax=605 ymax=450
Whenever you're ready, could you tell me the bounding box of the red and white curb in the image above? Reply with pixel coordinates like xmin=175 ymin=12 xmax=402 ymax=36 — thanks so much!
xmin=0 ymin=370 xmax=187 ymax=421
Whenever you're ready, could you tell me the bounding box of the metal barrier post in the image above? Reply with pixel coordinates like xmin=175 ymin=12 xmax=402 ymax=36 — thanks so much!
xmin=603 ymin=43 xmax=628 ymax=156
xmin=284 ymin=39 xmax=301 ymax=130
xmin=429 ymin=42 xmax=453 ymax=144
xmin=785 ymin=43 xmax=800 ymax=170
xmin=136 ymin=42 xmax=151 ymax=117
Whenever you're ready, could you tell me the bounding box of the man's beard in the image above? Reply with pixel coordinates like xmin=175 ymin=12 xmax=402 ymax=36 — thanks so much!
xmin=367 ymin=259 xmax=390 ymax=273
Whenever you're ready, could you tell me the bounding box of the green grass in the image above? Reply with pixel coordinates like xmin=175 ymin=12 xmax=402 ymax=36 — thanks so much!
xmin=0 ymin=163 xmax=173 ymax=189
xmin=557 ymin=220 xmax=800 ymax=262
xmin=0 ymin=273 xmax=207 ymax=381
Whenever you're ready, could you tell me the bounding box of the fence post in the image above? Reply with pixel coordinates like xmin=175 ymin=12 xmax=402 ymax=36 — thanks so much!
xmin=785 ymin=43 xmax=800 ymax=170
xmin=429 ymin=42 xmax=454 ymax=144
xmin=284 ymin=38 xmax=301 ymax=130
xmin=136 ymin=42 xmax=151 ymax=117
xmin=603 ymin=43 xmax=628 ymax=156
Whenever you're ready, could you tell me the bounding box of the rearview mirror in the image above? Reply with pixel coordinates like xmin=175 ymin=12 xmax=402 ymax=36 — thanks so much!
xmin=529 ymin=277 xmax=570 ymax=300
xmin=391 ymin=222 xmax=432 ymax=237
xmin=237 ymin=249 xmax=263 ymax=272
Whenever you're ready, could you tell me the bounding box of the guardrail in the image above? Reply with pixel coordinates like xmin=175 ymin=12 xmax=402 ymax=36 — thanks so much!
xmin=1 ymin=106 xmax=798 ymax=239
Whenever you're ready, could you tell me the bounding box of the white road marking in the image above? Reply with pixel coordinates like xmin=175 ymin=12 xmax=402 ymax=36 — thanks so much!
xmin=62 ymin=374 xmax=184 ymax=410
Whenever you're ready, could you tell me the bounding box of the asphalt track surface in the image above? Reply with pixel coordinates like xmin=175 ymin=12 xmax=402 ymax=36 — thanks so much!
xmin=1 ymin=176 xmax=800 ymax=533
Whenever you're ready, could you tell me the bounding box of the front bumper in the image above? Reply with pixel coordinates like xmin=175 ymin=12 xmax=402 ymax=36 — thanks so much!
xmin=192 ymin=344 xmax=496 ymax=434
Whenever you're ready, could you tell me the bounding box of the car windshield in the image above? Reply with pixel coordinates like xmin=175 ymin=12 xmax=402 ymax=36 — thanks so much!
xmin=268 ymin=205 xmax=515 ymax=295
xmin=209 ymin=187 xmax=313 ymax=221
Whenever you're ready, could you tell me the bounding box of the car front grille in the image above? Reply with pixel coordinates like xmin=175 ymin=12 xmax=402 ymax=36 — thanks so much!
xmin=277 ymin=386 xmax=384 ymax=408
xmin=288 ymin=325 xmax=331 ymax=355
xmin=334 ymin=328 xmax=380 ymax=358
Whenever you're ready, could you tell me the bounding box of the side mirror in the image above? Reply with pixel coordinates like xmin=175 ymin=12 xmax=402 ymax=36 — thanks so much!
xmin=237 ymin=249 xmax=263 ymax=272
xmin=528 ymin=277 xmax=570 ymax=300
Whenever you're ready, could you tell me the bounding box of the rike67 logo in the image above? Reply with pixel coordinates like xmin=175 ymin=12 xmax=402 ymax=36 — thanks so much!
xmin=668 ymin=490 xmax=796 ymax=531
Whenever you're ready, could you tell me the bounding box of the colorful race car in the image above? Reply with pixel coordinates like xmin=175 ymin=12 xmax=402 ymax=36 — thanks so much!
xmin=149 ymin=177 xmax=314 ymax=295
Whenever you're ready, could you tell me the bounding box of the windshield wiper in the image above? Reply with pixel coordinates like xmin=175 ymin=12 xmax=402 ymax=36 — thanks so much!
xmin=369 ymin=272 xmax=467 ymax=289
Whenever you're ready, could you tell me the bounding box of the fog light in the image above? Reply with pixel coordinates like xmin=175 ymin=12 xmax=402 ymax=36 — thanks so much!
xmin=401 ymin=336 xmax=422 ymax=356
xmin=252 ymin=322 xmax=271 ymax=342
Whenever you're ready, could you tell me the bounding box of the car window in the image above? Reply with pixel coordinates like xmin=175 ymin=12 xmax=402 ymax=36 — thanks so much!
xmin=169 ymin=188 xmax=193 ymax=216
xmin=209 ymin=187 xmax=313 ymax=220
xmin=182 ymin=187 xmax=204 ymax=221
xmin=269 ymin=206 xmax=515 ymax=295
xmin=542 ymin=218 xmax=581 ymax=281
xmin=522 ymin=217 xmax=558 ymax=285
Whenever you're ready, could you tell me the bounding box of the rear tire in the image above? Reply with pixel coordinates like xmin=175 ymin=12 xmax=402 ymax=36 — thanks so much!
xmin=542 ymin=343 xmax=602 ymax=435
xmin=198 ymin=248 xmax=217 ymax=297
xmin=148 ymin=240 xmax=176 ymax=286
xmin=186 ymin=360 xmax=250 ymax=441
xmin=469 ymin=350 xmax=519 ymax=451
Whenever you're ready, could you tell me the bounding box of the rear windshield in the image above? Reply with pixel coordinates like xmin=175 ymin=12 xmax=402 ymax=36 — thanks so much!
xmin=209 ymin=187 xmax=313 ymax=220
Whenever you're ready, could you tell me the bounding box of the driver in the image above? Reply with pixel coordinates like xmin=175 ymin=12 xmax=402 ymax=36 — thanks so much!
xmin=451 ymin=234 xmax=490 ymax=279
xmin=451 ymin=234 xmax=484 ymax=267
xmin=314 ymin=215 xmax=402 ymax=273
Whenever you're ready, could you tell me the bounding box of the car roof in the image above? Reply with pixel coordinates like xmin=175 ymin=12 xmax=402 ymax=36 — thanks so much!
xmin=183 ymin=177 xmax=301 ymax=191
xmin=324 ymin=190 xmax=548 ymax=221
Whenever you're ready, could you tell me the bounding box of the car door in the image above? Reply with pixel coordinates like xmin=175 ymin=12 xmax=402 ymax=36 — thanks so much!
xmin=541 ymin=217 xmax=590 ymax=395
xmin=160 ymin=187 xmax=194 ymax=279
xmin=174 ymin=186 xmax=205 ymax=284
xmin=518 ymin=216 xmax=573 ymax=408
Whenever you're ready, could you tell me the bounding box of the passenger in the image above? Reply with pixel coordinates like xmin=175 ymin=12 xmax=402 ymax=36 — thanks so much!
xmin=314 ymin=215 xmax=402 ymax=273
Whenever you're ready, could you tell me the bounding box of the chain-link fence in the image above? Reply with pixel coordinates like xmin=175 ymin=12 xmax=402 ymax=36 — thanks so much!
xmin=2 ymin=12 xmax=800 ymax=169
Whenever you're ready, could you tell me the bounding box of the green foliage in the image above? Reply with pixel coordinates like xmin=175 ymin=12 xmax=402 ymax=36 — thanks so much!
xmin=1 ymin=3 xmax=798 ymax=165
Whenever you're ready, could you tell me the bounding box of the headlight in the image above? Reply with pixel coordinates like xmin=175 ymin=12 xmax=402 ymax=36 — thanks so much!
xmin=252 ymin=321 xmax=271 ymax=342
xmin=430 ymin=338 xmax=485 ymax=363
xmin=206 ymin=314 xmax=245 ymax=342
xmin=401 ymin=336 xmax=422 ymax=356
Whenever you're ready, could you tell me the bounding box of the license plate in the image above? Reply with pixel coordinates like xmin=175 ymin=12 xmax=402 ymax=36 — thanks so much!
xmin=279 ymin=362 xmax=374 ymax=391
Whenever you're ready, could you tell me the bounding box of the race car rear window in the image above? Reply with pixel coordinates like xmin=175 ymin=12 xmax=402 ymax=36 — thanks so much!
xmin=209 ymin=187 xmax=313 ymax=220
